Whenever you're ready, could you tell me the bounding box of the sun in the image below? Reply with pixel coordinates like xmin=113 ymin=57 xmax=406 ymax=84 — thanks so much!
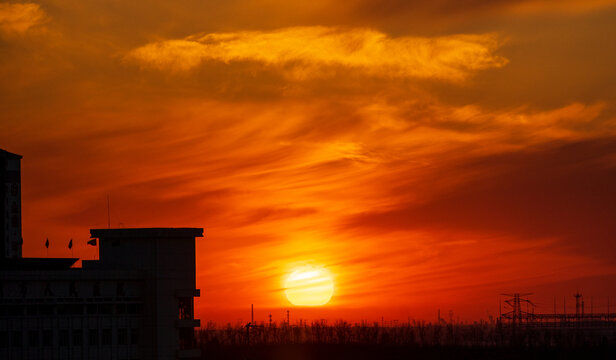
xmin=284 ymin=265 xmax=334 ymax=306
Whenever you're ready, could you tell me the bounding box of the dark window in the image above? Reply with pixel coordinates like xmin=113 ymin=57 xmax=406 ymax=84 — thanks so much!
xmin=27 ymin=330 xmax=38 ymax=347
xmin=127 ymin=304 xmax=138 ymax=314
xmin=130 ymin=328 xmax=139 ymax=345
xmin=8 ymin=305 xmax=23 ymax=316
xmin=59 ymin=330 xmax=69 ymax=346
xmin=89 ymin=329 xmax=98 ymax=346
xmin=116 ymin=282 xmax=125 ymax=296
xmin=116 ymin=303 xmax=126 ymax=314
xmin=87 ymin=304 xmax=97 ymax=314
xmin=72 ymin=330 xmax=82 ymax=347
xmin=42 ymin=330 xmax=53 ymax=347
xmin=178 ymin=297 xmax=193 ymax=319
xmin=69 ymin=281 xmax=78 ymax=297
xmin=70 ymin=304 xmax=83 ymax=315
xmin=179 ymin=328 xmax=195 ymax=349
xmin=11 ymin=331 xmax=22 ymax=347
xmin=26 ymin=305 xmax=38 ymax=315
xmin=93 ymin=281 xmax=100 ymax=296
xmin=39 ymin=305 xmax=53 ymax=315
xmin=100 ymin=304 xmax=112 ymax=314
xmin=102 ymin=329 xmax=111 ymax=346
xmin=117 ymin=329 xmax=127 ymax=345
xmin=0 ymin=331 xmax=7 ymax=347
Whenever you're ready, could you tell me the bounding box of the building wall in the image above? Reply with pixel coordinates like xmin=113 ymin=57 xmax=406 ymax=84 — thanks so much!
xmin=0 ymin=271 xmax=145 ymax=360
xmin=0 ymin=228 xmax=203 ymax=360
xmin=0 ymin=150 xmax=22 ymax=259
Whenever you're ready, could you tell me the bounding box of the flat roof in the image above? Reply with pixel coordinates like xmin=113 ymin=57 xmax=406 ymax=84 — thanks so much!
xmin=0 ymin=257 xmax=78 ymax=270
xmin=0 ymin=148 xmax=22 ymax=159
xmin=90 ymin=228 xmax=204 ymax=239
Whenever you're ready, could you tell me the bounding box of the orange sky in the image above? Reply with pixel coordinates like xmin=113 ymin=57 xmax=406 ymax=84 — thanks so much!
xmin=2 ymin=0 xmax=616 ymax=324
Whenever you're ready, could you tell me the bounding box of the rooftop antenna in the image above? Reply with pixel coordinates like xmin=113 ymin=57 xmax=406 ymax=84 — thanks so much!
xmin=251 ymin=304 xmax=254 ymax=325
xmin=107 ymin=195 xmax=111 ymax=229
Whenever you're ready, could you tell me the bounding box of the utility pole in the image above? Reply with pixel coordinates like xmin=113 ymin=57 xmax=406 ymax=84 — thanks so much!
xmin=574 ymin=291 xmax=582 ymax=320
xmin=107 ymin=195 xmax=111 ymax=228
xmin=287 ymin=310 xmax=290 ymax=325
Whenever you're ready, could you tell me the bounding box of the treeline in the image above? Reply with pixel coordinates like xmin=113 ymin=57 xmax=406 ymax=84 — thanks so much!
xmin=196 ymin=320 xmax=616 ymax=349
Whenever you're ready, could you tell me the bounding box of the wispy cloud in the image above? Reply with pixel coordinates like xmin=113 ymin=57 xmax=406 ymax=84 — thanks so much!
xmin=0 ymin=2 xmax=46 ymax=36
xmin=127 ymin=27 xmax=507 ymax=81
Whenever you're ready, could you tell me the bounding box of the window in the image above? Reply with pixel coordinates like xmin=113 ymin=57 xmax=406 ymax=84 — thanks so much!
xmin=72 ymin=330 xmax=82 ymax=347
xmin=11 ymin=331 xmax=22 ymax=348
xmin=69 ymin=281 xmax=78 ymax=297
xmin=179 ymin=328 xmax=195 ymax=349
xmin=0 ymin=331 xmax=7 ymax=347
xmin=117 ymin=329 xmax=127 ymax=345
xmin=116 ymin=304 xmax=126 ymax=314
xmin=116 ymin=282 xmax=125 ymax=296
xmin=26 ymin=305 xmax=38 ymax=315
xmin=178 ymin=297 xmax=193 ymax=319
xmin=42 ymin=330 xmax=53 ymax=347
xmin=100 ymin=304 xmax=112 ymax=315
xmin=39 ymin=305 xmax=53 ymax=316
xmin=70 ymin=304 xmax=83 ymax=315
xmin=89 ymin=329 xmax=98 ymax=346
xmin=44 ymin=283 xmax=53 ymax=296
xmin=59 ymin=330 xmax=69 ymax=346
xmin=102 ymin=329 xmax=111 ymax=346
xmin=127 ymin=304 xmax=138 ymax=315
xmin=130 ymin=328 xmax=139 ymax=345
xmin=8 ymin=305 xmax=23 ymax=316
xmin=27 ymin=330 xmax=38 ymax=347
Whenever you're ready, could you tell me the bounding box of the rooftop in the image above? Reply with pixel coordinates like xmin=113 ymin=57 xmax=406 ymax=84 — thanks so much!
xmin=90 ymin=227 xmax=204 ymax=239
xmin=0 ymin=148 xmax=22 ymax=159
xmin=0 ymin=257 xmax=78 ymax=270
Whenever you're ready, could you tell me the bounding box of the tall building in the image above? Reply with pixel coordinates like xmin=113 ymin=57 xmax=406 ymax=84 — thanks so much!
xmin=0 ymin=149 xmax=23 ymax=259
xmin=0 ymin=150 xmax=204 ymax=359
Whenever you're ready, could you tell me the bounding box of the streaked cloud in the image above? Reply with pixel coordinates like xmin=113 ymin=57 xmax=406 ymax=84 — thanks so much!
xmin=127 ymin=27 xmax=507 ymax=81
xmin=0 ymin=2 xmax=46 ymax=35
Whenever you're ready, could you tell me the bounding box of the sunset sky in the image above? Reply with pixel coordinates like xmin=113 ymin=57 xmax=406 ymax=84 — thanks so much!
xmin=2 ymin=0 xmax=616 ymax=324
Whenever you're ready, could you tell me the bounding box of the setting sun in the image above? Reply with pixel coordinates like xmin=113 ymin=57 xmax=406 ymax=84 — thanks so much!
xmin=284 ymin=265 xmax=334 ymax=306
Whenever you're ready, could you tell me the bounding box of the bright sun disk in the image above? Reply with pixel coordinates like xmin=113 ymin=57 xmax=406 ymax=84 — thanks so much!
xmin=284 ymin=265 xmax=334 ymax=306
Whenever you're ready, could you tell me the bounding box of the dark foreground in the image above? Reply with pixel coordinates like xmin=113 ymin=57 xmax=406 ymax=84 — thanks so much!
xmin=201 ymin=344 xmax=616 ymax=360
xmin=197 ymin=322 xmax=616 ymax=359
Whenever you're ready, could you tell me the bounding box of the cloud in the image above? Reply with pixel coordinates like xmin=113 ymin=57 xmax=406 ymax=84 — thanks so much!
xmin=0 ymin=2 xmax=46 ymax=35
xmin=127 ymin=27 xmax=507 ymax=81
xmin=344 ymin=137 xmax=616 ymax=260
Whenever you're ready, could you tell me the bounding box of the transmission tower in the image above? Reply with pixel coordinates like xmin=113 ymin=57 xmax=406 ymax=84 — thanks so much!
xmin=500 ymin=293 xmax=535 ymax=324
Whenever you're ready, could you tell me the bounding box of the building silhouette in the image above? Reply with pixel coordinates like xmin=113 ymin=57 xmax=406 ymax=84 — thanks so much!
xmin=1 ymin=149 xmax=23 ymax=259
xmin=0 ymin=149 xmax=203 ymax=359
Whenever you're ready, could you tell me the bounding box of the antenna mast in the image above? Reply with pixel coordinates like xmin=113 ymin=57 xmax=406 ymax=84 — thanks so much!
xmin=107 ymin=195 xmax=110 ymax=228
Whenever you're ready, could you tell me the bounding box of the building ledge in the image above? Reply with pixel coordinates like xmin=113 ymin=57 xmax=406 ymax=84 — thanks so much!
xmin=176 ymin=319 xmax=200 ymax=328
xmin=90 ymin=228 xmax=204 ymax=239
xmin=177 ymin=348 xmax=201 ymax=359
xmin=176 ymin=288 xmax=200 ymax=297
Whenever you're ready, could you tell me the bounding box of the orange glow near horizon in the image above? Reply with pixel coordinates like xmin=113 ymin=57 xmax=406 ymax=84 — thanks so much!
xmin=2 ymin=0 xmax=616 ymax=325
